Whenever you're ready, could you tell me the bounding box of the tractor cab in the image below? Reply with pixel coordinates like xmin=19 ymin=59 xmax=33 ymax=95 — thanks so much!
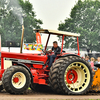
xmin=34 ymin=29 xmax=80 ymax=56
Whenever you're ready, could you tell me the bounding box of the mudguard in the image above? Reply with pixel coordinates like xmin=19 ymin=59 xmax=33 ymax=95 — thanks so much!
xmin=12 ymin=62 xmax=33 ymax=83
xmin=60 ymin=54 xmax=80 ymax=58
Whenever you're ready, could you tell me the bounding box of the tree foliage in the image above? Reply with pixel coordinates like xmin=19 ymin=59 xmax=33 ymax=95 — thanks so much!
xmin=58 ymin=0 xmax=100 ymax=52
xmin=0 ymin=0 xmax=43 ymax=46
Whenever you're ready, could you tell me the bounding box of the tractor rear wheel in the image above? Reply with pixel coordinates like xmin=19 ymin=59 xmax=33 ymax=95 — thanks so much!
xmin=2 ymin=66 xmax=31 ymax=94
xmin=49 ymin=56 xmax=93 ymax=95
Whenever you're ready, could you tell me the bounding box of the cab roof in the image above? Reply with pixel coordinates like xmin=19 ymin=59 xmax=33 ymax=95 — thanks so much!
xmin=34 ymin=29 xmax=80 ymax=37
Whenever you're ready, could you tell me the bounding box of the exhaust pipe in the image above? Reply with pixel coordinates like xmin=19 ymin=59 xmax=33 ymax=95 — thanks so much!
xmin=20 ymin=15 xmax=24 ymax=53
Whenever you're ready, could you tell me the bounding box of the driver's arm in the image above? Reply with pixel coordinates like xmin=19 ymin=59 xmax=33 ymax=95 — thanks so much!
xmin=48 ymin=46 xmax=54 ymax=53
xmin=48 ymin=49 xmax=52 ymax=53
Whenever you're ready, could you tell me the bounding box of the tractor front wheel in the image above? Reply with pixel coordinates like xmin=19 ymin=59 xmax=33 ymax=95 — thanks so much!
xmin=49 ymin=56 xmax=93 ymax=95
xmin=2 ymin=66 xmax=31 ymax=94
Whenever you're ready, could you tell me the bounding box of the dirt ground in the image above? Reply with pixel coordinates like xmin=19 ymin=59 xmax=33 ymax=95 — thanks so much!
xmin=0 ymin=89 xmax=100 ymax=100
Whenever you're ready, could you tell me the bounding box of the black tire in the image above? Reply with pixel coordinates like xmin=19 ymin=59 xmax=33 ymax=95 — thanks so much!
xmin=49 ymin=56 xmax=93 ymax=95
xmin=2 ymin=66 xmax=31 ymax=94
xmin=30 ymin=83 xmax=53 ymax=93
xmin=49 ymin=59 xmax=65 ymax=94
xmin=30 ymin=83 xmax=39 ymax=92
xmin=0 ymin=85 xmax=3 ymax=92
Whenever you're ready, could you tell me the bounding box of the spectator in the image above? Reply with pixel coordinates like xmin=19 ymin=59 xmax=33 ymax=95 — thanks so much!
xmin=95 ymin=57 xmax=100 ymax=64
xmin=94 ymin=57 xmax=100 ymax=70
xmin=97 ymin=57 xmax=100 ymax=64
xmin=90 ymin=57 xmax=95 ymax=71
xmin=85 ymin=56 xmax=90 ymax=62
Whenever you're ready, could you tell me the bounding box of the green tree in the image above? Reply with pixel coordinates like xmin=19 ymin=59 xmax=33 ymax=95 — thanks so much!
xmin=0 ymin=0 xmax=43 ymax=46
xmin=58 ymin=0 xmax=100 ymax=52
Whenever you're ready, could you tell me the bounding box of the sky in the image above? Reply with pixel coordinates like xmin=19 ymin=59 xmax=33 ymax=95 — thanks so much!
xmin=29 ymin=0 xmax=78 ymax=46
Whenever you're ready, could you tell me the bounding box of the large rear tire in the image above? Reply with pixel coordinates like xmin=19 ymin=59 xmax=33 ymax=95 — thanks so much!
xmin=49 ymin=56 xmax=93 ymax=95
xmin=2 ymin=66 xmax=31 ymax=94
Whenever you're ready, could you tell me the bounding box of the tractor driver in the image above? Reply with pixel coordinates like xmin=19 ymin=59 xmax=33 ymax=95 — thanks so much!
xmin=44 ymin=41 xmax=61 ymax=70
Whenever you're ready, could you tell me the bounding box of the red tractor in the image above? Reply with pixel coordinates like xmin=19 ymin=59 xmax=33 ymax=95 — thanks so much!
xmin=0 ymin=28 xmax=93 ymax=95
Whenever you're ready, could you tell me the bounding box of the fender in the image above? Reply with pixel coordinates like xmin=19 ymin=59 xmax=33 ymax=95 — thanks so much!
xmin=12 ymin=62 xmax=33 ymax=84
xmin=60 ymin=54 xmax=80 ymax=58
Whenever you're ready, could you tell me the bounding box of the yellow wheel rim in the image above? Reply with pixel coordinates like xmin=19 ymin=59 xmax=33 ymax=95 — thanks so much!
xmin=64 ymin=62 xmax=90 ymax=93
xmin=12 ymin=72 xmax=26 ymax=89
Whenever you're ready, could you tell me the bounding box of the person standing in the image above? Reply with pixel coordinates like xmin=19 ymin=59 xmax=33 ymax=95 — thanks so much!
xmin=97 ymin=57 xmax=100 ymax=64
xmin=85 ymin=56 xmax=90 ymax=62
xmin=90 ymin=57 xmax=95 ymax=71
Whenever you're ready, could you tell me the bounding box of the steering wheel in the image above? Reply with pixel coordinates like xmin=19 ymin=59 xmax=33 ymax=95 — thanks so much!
xmin=41 ymin=49 xmax=46 ymax=55
xmin=42 ymin=49 xmax=50 ymax=55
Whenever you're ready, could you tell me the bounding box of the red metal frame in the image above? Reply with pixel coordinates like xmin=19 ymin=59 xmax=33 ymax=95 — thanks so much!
xmin=1 ymin=52 xmax=47 ymax=63
xmin=0 ymin=57 xmax=5 ymax=80
xmin=1 ymin=57 xmax=4 ymax=69
xmin=77 ymin=37 xmax=80 ymax=56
